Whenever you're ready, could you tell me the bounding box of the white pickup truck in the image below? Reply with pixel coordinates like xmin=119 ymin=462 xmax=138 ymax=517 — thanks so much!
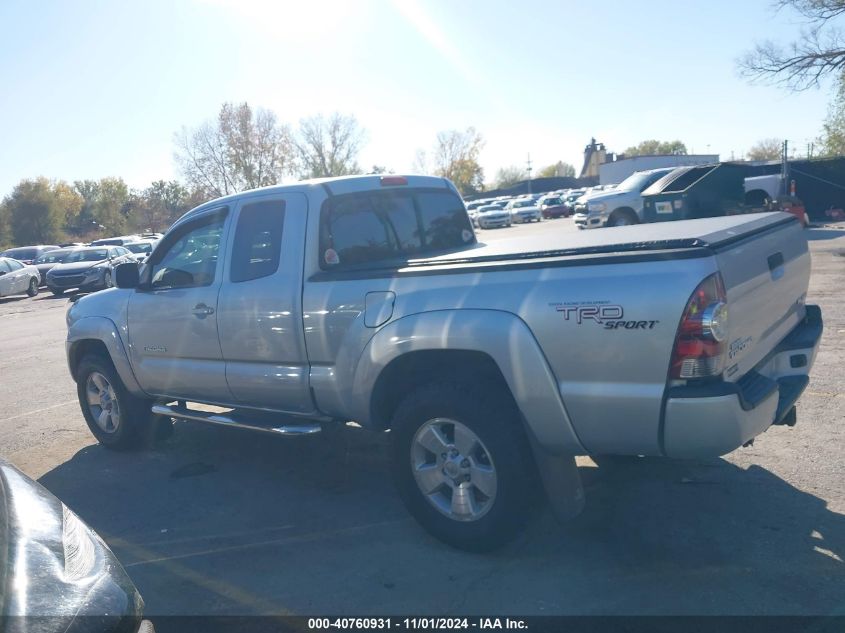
xmin=574 ymin=168 xmax=675 ymax=228
xmin=65 ymin=175 xmax=822 ymax=550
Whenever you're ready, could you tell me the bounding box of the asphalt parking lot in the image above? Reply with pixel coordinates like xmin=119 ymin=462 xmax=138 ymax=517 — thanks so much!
xmin=1 ymin=217 xmax=843 ymax=622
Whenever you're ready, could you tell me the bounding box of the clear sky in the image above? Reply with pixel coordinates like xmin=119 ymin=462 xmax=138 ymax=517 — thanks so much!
xmin=0 ymin=0 xmax=837 ymax=195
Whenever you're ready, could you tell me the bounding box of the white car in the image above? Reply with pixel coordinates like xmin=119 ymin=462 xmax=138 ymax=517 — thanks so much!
xmin=506 ymin=198 xmax=542 ymax=223
xmin=0 ymin=257 xmax=41 ymax=298
xmin=476 ymin=205 xmax=512 ymax=229
xmin=124 ymin=239 xmax=159 ymax=263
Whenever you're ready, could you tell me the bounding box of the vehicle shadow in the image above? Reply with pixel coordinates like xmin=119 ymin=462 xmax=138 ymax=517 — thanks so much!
xmin=38 ymin=423 xmax=844 ymax=617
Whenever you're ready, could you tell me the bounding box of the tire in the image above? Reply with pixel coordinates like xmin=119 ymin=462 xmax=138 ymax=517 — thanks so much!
xmin=26 ymin=277 xmax=38 ymax=297
xmin=391 ymin=380 xmax=538 ymax=552
xmin=51 ymin=289 xmax=64 ymax=297
xmin=76 ymin=354 xmax=153 ymax=450
xmin=607 ymin=209 xmax=638 ymax=227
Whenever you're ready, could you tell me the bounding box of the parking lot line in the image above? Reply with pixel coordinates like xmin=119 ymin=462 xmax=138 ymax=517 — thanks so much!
xmin=0 ymin=399 xmax=77 ymax=423
xmin=121 ymin=518 xmax=411 ymax=568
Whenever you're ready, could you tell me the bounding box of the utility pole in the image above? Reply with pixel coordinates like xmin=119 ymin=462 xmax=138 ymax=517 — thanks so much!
xmin=526 ymin=153 xmax=533 ymax=195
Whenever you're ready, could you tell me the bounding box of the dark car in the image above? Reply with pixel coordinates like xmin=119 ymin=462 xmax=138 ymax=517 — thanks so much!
xmin=537 ymin=195 xmax=569 ymax=219
xmin=46 ymin=246 xmax=136 ymax=296
xmin=0 ymin=245 xmax=60 ymax=265
xmin=33 ymin=247 xmax=82 ymax=285
xmin=0 ymin=459 xmax=153 ymax=632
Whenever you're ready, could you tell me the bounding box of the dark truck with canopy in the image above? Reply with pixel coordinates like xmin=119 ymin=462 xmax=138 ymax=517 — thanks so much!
xmin=642 ymin=163 xmax=748 ymax=223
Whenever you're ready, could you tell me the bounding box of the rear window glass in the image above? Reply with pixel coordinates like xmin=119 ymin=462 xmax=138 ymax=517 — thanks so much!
xmin=320 ymin=189 xmax=474 ymax=269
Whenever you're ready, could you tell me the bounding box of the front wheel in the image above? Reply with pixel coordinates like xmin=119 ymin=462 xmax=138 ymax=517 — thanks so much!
xmin=391 ymin=381 xmax=538 ymax=551
xmin=607 ymin=209 xmax=638 ymax=227
xmin=76 ymin=354 xmax=153 ymax=450
xmin=26 ymin=277 xmax=38 ymax=297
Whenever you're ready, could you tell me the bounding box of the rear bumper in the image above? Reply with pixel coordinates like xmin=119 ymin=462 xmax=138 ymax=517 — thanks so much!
xmin=662 ymin=305 xmax=823 ymax=458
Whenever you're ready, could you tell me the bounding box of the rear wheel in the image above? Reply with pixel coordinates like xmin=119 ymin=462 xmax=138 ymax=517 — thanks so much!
xmin=51 ymin=289 xmax=64 ymax=297
xmin=607 ymin=208 xmax=638 ymax=227
xmin=76 ymin=354 xmax=154 ymax=450
xmin=391 ymin=381 xmax=537 ymax=551
xmin=26 ymin=277 xmax=38 ymax=297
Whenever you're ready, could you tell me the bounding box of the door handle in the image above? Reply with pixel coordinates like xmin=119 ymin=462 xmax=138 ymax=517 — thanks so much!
xmin=192 ymin=303 xmax=215 ymax=316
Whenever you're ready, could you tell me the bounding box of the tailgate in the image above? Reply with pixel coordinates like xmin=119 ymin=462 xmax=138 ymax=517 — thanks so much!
xmin=713 ymin=215 xmax=811 ymax=381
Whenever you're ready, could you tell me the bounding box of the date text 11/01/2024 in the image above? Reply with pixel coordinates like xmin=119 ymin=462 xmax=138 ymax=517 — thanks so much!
xmin=307 ymin=618 xmax=528 ymax=630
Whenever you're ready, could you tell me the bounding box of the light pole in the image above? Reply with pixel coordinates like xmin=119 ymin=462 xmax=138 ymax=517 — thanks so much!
xmin=526 ymin=153 xmax=533 ymax=195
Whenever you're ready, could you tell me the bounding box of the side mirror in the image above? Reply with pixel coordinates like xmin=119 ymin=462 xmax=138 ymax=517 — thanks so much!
xmin=114 ymin=262 xmax=140 ymax=289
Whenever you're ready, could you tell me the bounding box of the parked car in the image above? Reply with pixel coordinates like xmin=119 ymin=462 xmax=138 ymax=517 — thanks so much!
xmin=476 ymin=204 xmax=512 ymax=229
xmin=573 ymin=168 xmax=676 ymax=229
xmin=46 ymin=245 xmax=136 ymax=295
xmin=537 ymin=195 xmax=569 ymax=219
xmin=0 ymin=458 xmax=153 ymax=632
xmin=33 ymin=247 xmax=83 ymax=284
xmin=0 ymin=257 xmax=41 ymax=298
xmin=124 ymin=240 xmax=159 ymax=263
xmin=90 ymin=235 xmax=142 ymax=247
xmin=506 ymin=198 xmax=542 ymax=223
xmin=65 ymin=175 xmax=821 ymax=551
xmin=561 ymin=189 xmax=586 ymax=214
xmin=0 ymin=244 xmax=60 ymax=265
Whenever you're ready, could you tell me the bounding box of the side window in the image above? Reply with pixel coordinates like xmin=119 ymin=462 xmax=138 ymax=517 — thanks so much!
xmin=118 ymin=247 xmax=131 ymax=256
xmin=0 ymin=260 xmax=9 ymax=273
xmin=149 ymin=215 xmax=225 ymax=290
xmin=108 ymin=248 xmax=118 ymax=258
xmin=230 ymin=200 xmax=285 ymax=283
xmin=7 ymin=259 xmax=23 ymax=271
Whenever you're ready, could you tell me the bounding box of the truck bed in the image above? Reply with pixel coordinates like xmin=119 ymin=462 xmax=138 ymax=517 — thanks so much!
xmin=408 ymin=213 xmax=796 ymax=269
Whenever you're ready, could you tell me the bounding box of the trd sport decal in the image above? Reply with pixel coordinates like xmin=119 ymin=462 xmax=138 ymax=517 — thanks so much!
xmin=549 ymin=301 xmax=659 ymax=330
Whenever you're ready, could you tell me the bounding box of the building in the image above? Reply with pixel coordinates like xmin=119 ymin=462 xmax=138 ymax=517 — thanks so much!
xmin=599 ymin=154 xmax=719 ymax=185
xmin=579 ymin=138 xmax=607 ymax=179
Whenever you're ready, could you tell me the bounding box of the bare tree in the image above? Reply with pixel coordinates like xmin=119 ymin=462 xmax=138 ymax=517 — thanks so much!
xmin=537 ymin=161 xmax=576 ymax=178
xmin=493 ymin=165 xmax=525 ymax=189
xmin=411 ymin=149 xmax=429 ymax=174
xmin=294 ymin=113 xmax=366 ymax=178
xmin=174 ymin=102 xmax=294 ymax=198
xmin=739 ymin=0 xmax=845 ymax=89
xmin=433 ymin=127 xmax=485 ymax=195
xmin=747 ymin=138 xmax=785 ymax=160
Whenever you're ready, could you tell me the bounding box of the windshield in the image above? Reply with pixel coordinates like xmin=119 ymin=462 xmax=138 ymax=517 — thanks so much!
xmin=35 ymin=250 xmax=74 ymax=264
xmin=64 ymin=249 xmax=109 ymax=263
xmin=542 ymin=197 xmax=562 ymax=205
xmin=126 ymin=243 xmax=152 ymax=254
xmin=616 ymin=170 xmax=668 ymax=192
xmin=513 ymin=200 xmax=533 ymax=208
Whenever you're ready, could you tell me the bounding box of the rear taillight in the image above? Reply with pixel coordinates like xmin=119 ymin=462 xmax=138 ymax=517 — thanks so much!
xmin=670 ymin=273 xmax=728 ymax=380
xmin=380 ymin=175 xmax=408 ymax=186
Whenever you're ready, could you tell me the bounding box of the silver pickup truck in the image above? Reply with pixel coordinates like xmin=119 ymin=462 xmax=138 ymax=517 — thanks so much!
xmin=65 ymin=174 xmax=822 ymax=551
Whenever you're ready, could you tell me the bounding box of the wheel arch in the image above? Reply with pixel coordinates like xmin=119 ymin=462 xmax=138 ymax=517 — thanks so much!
xmin=67 ymin=317 xmax=146 ymax=396
xmin=609 ymin=206 xmax=638 ymax=223
xmin=351 ymin=309 xmax=585 ymax=455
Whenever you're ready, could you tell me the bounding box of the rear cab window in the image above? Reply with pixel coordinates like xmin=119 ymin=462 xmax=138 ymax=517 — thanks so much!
xmin=319 ymin=188 xmax=475 ymax=269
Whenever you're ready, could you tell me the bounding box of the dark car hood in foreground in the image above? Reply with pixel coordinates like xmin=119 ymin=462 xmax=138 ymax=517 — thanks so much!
xmin=48 ymin=260 xmax=107 ymax=275
xmin=0 ymin=459 xmax=143 ymax=631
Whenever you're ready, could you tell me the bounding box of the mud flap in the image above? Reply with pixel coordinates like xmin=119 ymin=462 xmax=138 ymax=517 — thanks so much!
xmin=528 ymin=433 xmax=585 ymax=522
